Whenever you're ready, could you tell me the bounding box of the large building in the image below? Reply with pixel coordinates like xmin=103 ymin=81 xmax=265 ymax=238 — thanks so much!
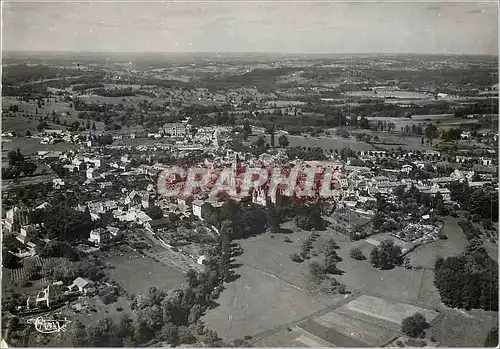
xmin=163 ymin=123 xmax=188 ymax=137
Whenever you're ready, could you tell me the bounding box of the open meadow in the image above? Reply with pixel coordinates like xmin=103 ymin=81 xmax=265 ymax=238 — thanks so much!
xmin=2 ymin=138 xmax=81 ymax=155
xmin=202 ymin=222 xmax=347 ymax=340
xmin=103 ymin=251 xmax=186 ymax=295
xmin=252 ymin=133 xmax=374 ymax=151
xmin=406 ymin=217 xmax=469 ymax=270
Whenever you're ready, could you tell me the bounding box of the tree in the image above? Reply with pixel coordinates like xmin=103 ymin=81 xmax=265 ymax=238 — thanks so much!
xmin=484 ymin=328 xmax=499 ymax=347
xmin=359 ymin=117 xmax=370 ymax=129
xmin=278 ymin=134 xmax=289 ymax=147
xmin=372 ymin=212 xmax=384 ymax=230
xmin=336 ymin=127 xmax=350 ymax=138
xmin=188 ymin=304 xmax=203 ymax=325
xmin=70 ymin=320 xmax=88 ymax=346
xmin=8 ymin=149 xmax=24 ymax=166
xmin=2 ymin=250 xmax=21 ymax=269
xmin=434 ymin=246 xmax=498 ymax=311
xmin=309 ymin=261 xmax=325 ymax=280
xmin=25 ymin=130 xmax=32 ymax=137
xmin=349 ymin=247 xmax=366 ymax=260
xmin=401 ymin=313 xmax=429 ymax=338
xmin=370 ymin=240 xmax=402 ymax=269
xmin=37 ymin=120 xmax=48 ymax=131
xmin=160 ymin=322 xmax=179 ymax=345
xmin=253 ymin=136 xmax=266 ymax=148
xmin=146 ymin=205 xmax=163 ymax=220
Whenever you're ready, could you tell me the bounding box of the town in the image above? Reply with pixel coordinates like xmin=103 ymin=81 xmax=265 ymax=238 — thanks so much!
xmin=1 ymin=2 xmax=499 ymax=348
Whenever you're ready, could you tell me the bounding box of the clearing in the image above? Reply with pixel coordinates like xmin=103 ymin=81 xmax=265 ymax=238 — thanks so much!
xmin=103 ymin=252 xmax=186 ymax=295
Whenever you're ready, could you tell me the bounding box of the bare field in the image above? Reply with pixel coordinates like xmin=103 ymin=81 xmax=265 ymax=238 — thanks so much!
xmin=344 ymin=295 xmax=439 ymax=325
xmin=103 ymin=254 xmax=186 ymax=295
xmin=298 ymin=318 xmax=368 ymax=347
xmin=314 ymin=308 xmax=397 ymax=346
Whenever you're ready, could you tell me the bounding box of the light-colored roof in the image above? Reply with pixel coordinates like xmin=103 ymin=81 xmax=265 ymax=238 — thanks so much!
xmin=73 ymin=277 xmax=93 ymax=288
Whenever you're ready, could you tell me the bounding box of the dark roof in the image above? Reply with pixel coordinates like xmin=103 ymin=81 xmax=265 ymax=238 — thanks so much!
xmin=473 ymin=165 xmax=498 ymax=173
xmin=148 ymin=218 xmax=171 ymax=227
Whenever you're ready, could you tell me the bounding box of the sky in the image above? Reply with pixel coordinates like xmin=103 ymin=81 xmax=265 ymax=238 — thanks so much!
xmin=2 ymin=1 xmax=498 ymax=54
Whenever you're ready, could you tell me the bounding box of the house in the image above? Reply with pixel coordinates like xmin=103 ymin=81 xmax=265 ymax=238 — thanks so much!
xmin=67 ymin=277 xmax=95 ymax=295
xmin=177 ymin=196 xmax=194 ymax=211
xmin=107 ymin=226 xmax=120 ymax=236
xmin=197 ymin=255 xmax=207 ymax=265
xmin=252 ymin=188 xmax=267 ymax=206
xmin=88 ymin=228 xmax=112 ymax=245
xmin=86 ymin=167 xmax=95 ymax=180
xmin=145 ymin=218 xmax=171 ymax=232
xmin=473 ymin=165 xmax=498 ymax=178
xmin=72 ymin=155 xmax=85 ymax=168
xmin=26 ymin=283 xmax=66 ymax=309
xmin=17 ymin=225 xmax=37 ymax=244
xmin=480 ymin=157 xmax=493 ymax=166
xmin=192 ymin=200 xmax=213 ymax=220
xmin=53 ymin=178 xmax=65 ymax=189
xmin=460 ymin=131 xmax=471 ymax=140
xmin=401 ymin=164 xmax=413 ymax=175
xmin=141 ymin=193 xmax=152 ymax=209
xmin=164 ymin=123 xmax=188 ymax=137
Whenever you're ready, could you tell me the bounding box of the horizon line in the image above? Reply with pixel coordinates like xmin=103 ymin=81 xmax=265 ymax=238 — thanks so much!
xmin=3 ymin=50 xmax=498 ymax=57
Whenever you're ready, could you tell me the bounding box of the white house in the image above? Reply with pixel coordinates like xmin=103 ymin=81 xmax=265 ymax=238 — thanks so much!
xmin=88 ymin=228 xmax=112 ymax=245
xmin=53 ymin=178 xmax=65 ymax=189
xmin=67 ymin=277 xmax=95 ymax=295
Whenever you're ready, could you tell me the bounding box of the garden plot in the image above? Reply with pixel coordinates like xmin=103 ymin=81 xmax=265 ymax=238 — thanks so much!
xmin=313 ymin=308 xmax=398 ymax=346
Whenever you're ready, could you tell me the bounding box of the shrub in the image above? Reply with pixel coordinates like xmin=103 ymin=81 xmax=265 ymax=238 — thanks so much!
xmin=349 ymin=247 xmax=366 ymax=260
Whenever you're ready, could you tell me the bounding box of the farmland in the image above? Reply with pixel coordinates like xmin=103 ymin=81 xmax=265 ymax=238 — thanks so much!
xmin=254 ymin=294 xmax=440 ymax=347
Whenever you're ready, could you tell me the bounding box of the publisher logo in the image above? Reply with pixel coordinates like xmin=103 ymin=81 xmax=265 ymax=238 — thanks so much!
xmin=27 ymin=316 xmax=72 ymax=334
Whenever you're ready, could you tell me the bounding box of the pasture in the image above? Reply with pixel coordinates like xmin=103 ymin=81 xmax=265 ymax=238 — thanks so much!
xmin=252 ymin=133 xmax=374 ymax=151
xmin=2 ymin=138 xmax=81 ymax=155
xmin=317 ymin=231 xmax=439 ymax=305
xmin=202 ymin=222 xmax=346 ymax=340
xmin=265 ymin=100 xmax=306 ymax=107
xmin=202 ymin=263 xmax=343 ymax=341
xmin=406 ymin=217 xmax=468 ymax=270
xmin=431 ymin=309 xmax=499 ymax=347
xmin=103 ymin=252 xmax=186 ymax=295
